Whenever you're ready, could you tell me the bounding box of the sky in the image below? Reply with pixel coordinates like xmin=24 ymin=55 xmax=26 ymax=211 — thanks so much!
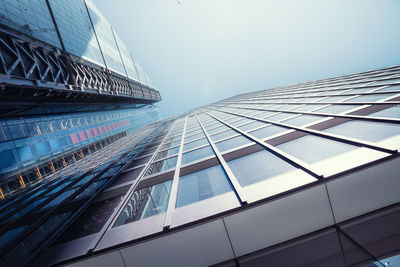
xmin=95 ymin=0 xmax=400 ymax=118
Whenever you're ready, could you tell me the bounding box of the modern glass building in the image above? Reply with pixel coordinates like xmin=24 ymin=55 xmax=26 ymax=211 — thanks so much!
xmin=0 ymin=0 xmax=161 ymax=196
xmin=1 ymin=63 xmax=399 ymax=266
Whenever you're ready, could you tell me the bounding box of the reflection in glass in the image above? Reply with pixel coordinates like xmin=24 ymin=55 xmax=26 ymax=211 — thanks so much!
xmin=176 ymin=165 xmax=232 ymax=207
xmin=323 ymin=121 xmax=400 ymax=143
xmin=114 ymin=180 xmax=172 ymax=226
xmin=227 ymin=150 xmax=297 ymax=186
xmin=181 ymin=146 xmax=214 ymax=165
xmin=215 ymin=135 xmax=253 ymax=152
xmin=276 ymin=135 xmax=355 ymax=164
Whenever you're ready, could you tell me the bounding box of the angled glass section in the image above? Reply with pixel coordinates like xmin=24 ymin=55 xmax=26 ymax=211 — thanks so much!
xmin=113 ymin=180 xmax=172 ymax=227
xmin=176 ymin=165 xmax=233 ymax=208
xmin=0 ymin=0 xmax=60 ymax=47
xmin=85 ymin=0 xmax=125 ymax=74
xmin=49 ymin=0 xmax=104 ymax=66
xmin=181 ymin=146 xmax=214 ymax=165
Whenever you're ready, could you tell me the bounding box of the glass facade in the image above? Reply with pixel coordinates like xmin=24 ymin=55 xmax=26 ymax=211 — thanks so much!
xmin=1 ymin=7 xmax=400 ymax=264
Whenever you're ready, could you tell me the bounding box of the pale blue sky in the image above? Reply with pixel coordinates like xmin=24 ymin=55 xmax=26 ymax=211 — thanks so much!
xmin=95 ymin=0 xmax=400 ymax=118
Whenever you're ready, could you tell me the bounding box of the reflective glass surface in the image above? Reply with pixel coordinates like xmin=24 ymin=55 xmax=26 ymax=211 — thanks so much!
xmin=215 ymin=135 xmax=253 ymax=152
xmin=176 ymin=165 xmax=232 ymax=208
xmin=181 ymin=146 xmax=214 ymax=165
xmin=114 ymin=180 xmax=172 ymax=226
xmin=0 ymin=0 xmax=60 ymax=47
xmin=49 ymin=0 xmax=104 ymax=65
xmin=323 ymin=121 xmax=400 ymax=143
xmin=227 ymin=150 xmax=298 ymax=186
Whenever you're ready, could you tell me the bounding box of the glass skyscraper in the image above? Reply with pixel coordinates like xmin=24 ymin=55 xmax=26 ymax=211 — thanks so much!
xmin=0 ymin=0 xmax=160 ymax=197
xmin=1 ymin=2 xmax=400 ymax=267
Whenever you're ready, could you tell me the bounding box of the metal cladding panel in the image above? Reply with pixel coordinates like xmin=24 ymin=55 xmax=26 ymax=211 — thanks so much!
xmin=326 ymin=156 xmax=400 ymax=223
xmin=223 ymin=184 xmax=335 ymax=257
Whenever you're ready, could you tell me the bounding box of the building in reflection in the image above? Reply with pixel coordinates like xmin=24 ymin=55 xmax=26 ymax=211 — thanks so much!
xmin=0 ymin=0 xmax=161 ymax=197
xmin=1 ymin=1 xmax=400 ymax=266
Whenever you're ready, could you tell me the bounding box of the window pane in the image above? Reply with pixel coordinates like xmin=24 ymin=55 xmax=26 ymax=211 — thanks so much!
xmin=227 ymin=150 xmax=298 ymax=186
xmin=215 ymin=135 xmax=253 ymax=152
xmin=238 ymin=120 xmax=266 ymax=131
xmin=276 ymin=135 xmax=355 ymax=164
xmin=176 ymin=165 xmax=233 ymax=207
xmin=210 ymin=129 xmax=237 ymax=142
xmin=315 ymin=105 xmax=359 ymax=114
xmin=114 ymin=180 xmax=172 ymax=226
xmin=281 ymin=114 xmax=322 ymax=127
xmin=323 ymin=121 xmax=400 ymax=143
xmin=146 ymin=157 xmax=178 ymax=176
xmin=181 ymin=146 xmax=214 ymax=165
xmin=183 ymin=138 xmax=208 ymax=151
xmin=249 ymin=125 xmax=288 ymax=140
xmin=367 ymin=106 xmax=400 ymax=119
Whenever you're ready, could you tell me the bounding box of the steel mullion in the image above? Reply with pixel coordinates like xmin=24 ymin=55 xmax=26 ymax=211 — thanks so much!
xmin=89 ymin=120 xmax=176 ymax=252
xmin=194 ymin=112 xmax=248 ymax=204
xmin=211 ymin=103 xmax=400 ymax=124
xmin=202 ymin=109 xmax=324 ymax=179
xmin=206 ymin=107 xmax=398 ymax=155
xmin=162 ymin=116 xmax=188 ymax=229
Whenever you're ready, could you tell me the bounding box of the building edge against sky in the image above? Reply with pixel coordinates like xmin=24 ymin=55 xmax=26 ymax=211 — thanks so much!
xmin=0 ymin=63 xmax=398 ymax=265
xmin=0 ymin=0 xmax=161 ymax=196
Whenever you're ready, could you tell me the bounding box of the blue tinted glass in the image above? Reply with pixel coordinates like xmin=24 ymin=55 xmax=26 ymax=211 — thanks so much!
xmin=146 ymin=157 xmax=178 ymax=176
xmin=277 ymin=135 xmax=355 ymax=164
xmin=184 ymin=138 xmax=209 ymax=151
xmin=210 ymin=129 xmax=237 ymax=142
xmin=268 ymin=113 xmax=294 ymax=122
xmin=323 ymin=121 xmax=400 ymax=142
xmin=176 ymin=165 xmax=233 ymax=207
xmin=114 ymin=180 xmax=172 ymax=226
xmin=248 ymin=125 xmax=288 ymax=140
xmin=35 ymin=142 xmax=50 ymax=155
xmin=181 ymin=146 xmax=214 ymax=165
xmin=0 ymin=226 xmax=27 ymax=248
xmin=0 ymin=0 xmax=60 ymax=47
xmin=49 ymin=0 xmax=104 ymax=65
xmin=282 ymin=114 xmax=322 ymax=126
xmin=86 ymin=0 xmax=125 ymax=74
xmin=292 ymin=105 xmax=326 ymax=112
xmin=368 ymin=106 xmax=400 ymax=119
xmin=227 ymin=150 xmax=297 ymax=186
xmin=17 ymin=146 xmax=33 ymax=162
xmin=238 ymin=120 xmax=267 ymax=131
xmin=215 ymin=135 xmax=253 ymax=152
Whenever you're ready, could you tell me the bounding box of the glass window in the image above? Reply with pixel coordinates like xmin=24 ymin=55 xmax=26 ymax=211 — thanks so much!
xmin=281 ymin=114 xmax=322 ymax=126
xmin=114 ymin=180 xmax=173 ymax=226
xmin=176 ymin=165 xmax=233 ymax=208
xmin=238 ymin=120 xmax=267 ymax=131
xmin=227 ymin=150 xmax=298 ymax=186
xmin=183 ymin=138 xmax=209 ymax=151
xmin=315 ymin=105 xmax=360 ymax=114
xmin=248 ymin=125 xmax=288 ymax=140
xmin=291 ymin=104 xmax=326 ymax=112
xmin=344 ymin=93 xmax=397 ymax=103
xmin=17 ymin=146 xmax=33 ymax=162
xmin=146 ymin=157 xmax=178 ymax=176
xmin=267 ymin=113 xmax=295 ymax=122
xmin=181 ymin=146 xmax=214 ymax=165
xmin=155 ymin=146 xmax=180 ymax=160
xmin=367 ymin=106 xmax=400 ymax=119
xmin=323 ymin=121 xmax=400 ymax=143
xmin=215 ymin=135 xmax=253 ymax=152
xmin=276 ymin=135 xmax=355 ymax=164
xmin=210 ymin=129 xmax=237 ymax=142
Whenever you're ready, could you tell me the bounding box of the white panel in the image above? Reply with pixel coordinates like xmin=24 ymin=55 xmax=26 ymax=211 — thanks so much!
xmin=224 ymin=184 xmax=334 ymax=257
xmin=327 ymin=156 xmax=400 ymax=223
xmin=64 ymin=251 xmax=125 ymax=267
xmin=120 ymin=219 xmax=234 ymax=267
